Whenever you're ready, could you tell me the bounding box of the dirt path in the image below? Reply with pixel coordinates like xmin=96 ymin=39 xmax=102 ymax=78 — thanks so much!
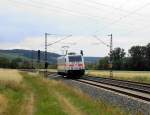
xmin=0 ymin=94 xmax=8 ymax=115
xmin=27 ymin=93 xmax=34 ymax=115
xmin=19 ymin=93 xmax=34 ymax=115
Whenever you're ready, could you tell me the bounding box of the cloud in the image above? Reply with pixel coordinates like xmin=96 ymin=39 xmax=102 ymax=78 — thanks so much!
xmin=0 ymin=0 xmax=150 ymax=56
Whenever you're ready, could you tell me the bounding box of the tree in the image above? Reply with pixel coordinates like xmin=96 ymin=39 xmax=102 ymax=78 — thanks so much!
xmin=0 ymin=57 xmax=10 ymax=68
xmin=98 ymin=57 xmax=109 ymax=70
xmin=21 ymin=60 xmax=32 ymax=69
xmin=122 ymin=57 xmax=131 ymax=70
xmin=129 ymin=46 xmax=147 ymax=70
xmin=85 ymin=63 xmax=98 ymax=70
xmin=146 ymin=43 xmax=150 ymax=70
xmin=10 ymin=58 xmax=22 ymax=69
xmin=111 ymin=47 xmax=126 ymax=70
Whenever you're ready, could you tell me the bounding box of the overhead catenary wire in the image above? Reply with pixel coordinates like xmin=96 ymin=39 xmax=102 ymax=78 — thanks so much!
xmin=6 ymin=0 xmax=95 ymax=21
xmin=73 ymin=0 xmax=143 ymax=16
xmin=62 ymin=0 xmax=136 ymax=17
xmin=9 ymin=0 xmax=147 ymax=28
xmin=78 ymin=0 xmax=150 ymax=31
xmin=29 ymin=0 xmax=109 ymax=19
xmin=97 ymin=1 xmax=150 ymax=34
xmin=6 ymin=0 xmax=150 ymax=35
xmin=47 ymin=35 xmax=72 ymax=46
xmin=66 ymin=0 xmax=150 ymax=29
xmin=65 ymin=0 xmax=150 ymax=27
xmin=8 ymin=0 xmax=150 ymax=24
xmin=33 ymin=0 xmax=150 ymax=25
xmin=5 ymin=0 xmax=139 ymax=34
xmin=6 ymin=0 xmax=110 ymax=34
xmin=93 ymin=35 xmax=109 ymax=47
xmin=27 ymin=0 xmax=150 ymax=23
xmin=109 ymin=2 xmax=150 ymax=25
xmin=29 ymin=0 xmax=150 ymax=29
xmin=123 ymin=22 xmax=150 ymax=36
xmin=7 ymin=0 xmax=111 ymax=22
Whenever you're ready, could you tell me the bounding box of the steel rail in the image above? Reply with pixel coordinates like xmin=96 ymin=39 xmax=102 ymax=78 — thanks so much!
xmin=83 ymin=76 xmax=150 ymax=94
xmin=75 ymin=79 xmax=150 ymax=102
xmin=87 ymin=75 xmax=150 ymax=86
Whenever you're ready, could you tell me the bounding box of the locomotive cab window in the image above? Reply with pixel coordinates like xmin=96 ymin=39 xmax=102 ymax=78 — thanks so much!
xmin=68 ymin=56 xmax=82 ymax=62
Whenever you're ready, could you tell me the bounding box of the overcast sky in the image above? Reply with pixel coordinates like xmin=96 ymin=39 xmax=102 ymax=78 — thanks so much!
xmin=0 ymin=0 xmax=150 ymax=56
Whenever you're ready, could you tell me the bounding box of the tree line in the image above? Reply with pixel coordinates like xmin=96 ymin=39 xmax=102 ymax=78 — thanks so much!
xmin=97 ymin=43 xmax=150 ymax=71
xmin=0 ymin=57 xmax=57 ymax=69
xmin=0 ymin=57 xmax=34 ymax=69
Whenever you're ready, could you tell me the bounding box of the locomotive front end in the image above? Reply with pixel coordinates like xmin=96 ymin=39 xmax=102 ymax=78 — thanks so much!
xmin=66 ymin=55 xmax=85 ymax=77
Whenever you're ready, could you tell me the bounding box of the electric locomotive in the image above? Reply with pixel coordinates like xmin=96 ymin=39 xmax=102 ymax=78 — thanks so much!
xmin=57 ymin=51 xmax=85 ymax=78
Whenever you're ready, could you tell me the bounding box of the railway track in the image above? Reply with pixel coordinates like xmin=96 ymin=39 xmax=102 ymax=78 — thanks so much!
xmin=21 ymin=70 xmax=150 ymax=102
xmin=82 ymin=76 xmax=150 ymax=94
xmin=35 ymin=71 xmax=150 ymax=102
xmin=75 ymin=76 xmax=150 ymax=102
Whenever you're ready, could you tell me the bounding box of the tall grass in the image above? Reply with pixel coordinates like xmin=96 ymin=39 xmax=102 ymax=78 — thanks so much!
xmin=0 ymin=69 xmax=22 ymax=83
xmin=22 ymin=72 xmax=67 ymax=115
xmin=0 ymin=70 xmax=129 ymax=115
xmin=21 ymin=72 xmax=128 ymax=115
xmin=0 ymin=69 xmax=25 ymax=115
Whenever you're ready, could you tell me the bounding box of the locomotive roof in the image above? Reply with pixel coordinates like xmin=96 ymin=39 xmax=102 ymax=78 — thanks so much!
xmin=57 ymin=54 xmax=82 ymax=59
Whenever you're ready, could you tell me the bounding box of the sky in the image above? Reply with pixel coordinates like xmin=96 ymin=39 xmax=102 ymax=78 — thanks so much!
xmin=0 ymin=0 xmax=150 ymax=56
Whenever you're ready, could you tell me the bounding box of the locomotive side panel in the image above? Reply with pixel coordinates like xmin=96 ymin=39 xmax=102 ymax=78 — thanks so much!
xmin=57 ymin=56 xmax=66 ymax=75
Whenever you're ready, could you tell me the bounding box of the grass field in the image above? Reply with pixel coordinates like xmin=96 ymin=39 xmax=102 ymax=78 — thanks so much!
xmin=87 ymin=70 xmax=150 ymax=83
xmin=0 ymin=69 xmax=22 ymax=83
xmin=0 ymin=69 xmax=130 ymax=115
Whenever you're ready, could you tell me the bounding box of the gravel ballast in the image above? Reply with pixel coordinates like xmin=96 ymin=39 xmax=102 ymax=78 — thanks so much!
xmin=60 ymin=78 xmax=150 ymax=115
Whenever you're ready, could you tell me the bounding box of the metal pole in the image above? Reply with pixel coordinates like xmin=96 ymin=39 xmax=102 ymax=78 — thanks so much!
xmin=37 ymin=50 xmax=40 ymax=71
xmin=45 ymin=33 xmax=48 ymax=78
xmin=108 ymin=34 xmax=113 ymax=78
xmin=31 ymin=50 xmax=34 ymax=70
xmin=44 ymin=34 xmax=71 ymax=77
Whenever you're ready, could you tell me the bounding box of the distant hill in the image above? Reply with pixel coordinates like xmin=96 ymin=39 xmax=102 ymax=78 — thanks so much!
xmin=0 ymin=49 xmax=100 ymax=64
xmin=0 ymin=49 xmax=60 ymax=64
xmin=84 ymin=57 xmax=100 ymax=64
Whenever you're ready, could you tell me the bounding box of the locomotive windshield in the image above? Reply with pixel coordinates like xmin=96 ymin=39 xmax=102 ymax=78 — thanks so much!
xmin=68 ymin=56 xmax=82 ymax=62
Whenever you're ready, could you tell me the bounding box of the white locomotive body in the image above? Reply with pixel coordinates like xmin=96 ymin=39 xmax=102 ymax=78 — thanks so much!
xmin=57 ymin=54 xmax=85 ymax=77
